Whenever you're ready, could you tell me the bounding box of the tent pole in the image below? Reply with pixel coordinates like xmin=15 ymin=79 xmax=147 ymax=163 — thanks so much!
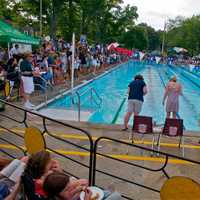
xmin=40 ymin=0 xmax=43 ymax=36
xmin=8 ymin=43 xmax=10 ymax=59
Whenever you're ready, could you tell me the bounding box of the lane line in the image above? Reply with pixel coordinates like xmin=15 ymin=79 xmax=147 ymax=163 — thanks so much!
xmin=0 ymin=128 xmax=200 ymax=149
xmin=0 ymin=144 xmax=192 ymax=165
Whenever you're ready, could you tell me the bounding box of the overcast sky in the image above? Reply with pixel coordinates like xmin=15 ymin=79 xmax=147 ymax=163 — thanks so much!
xmin=123 ymin=0 xmax=200 ymax=30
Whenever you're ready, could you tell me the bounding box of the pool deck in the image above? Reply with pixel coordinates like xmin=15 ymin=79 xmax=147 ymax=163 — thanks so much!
xmin=39 ymin=108 xmax=93 ymax=121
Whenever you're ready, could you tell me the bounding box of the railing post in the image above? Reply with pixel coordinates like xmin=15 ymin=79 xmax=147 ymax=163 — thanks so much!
xmin=45 ymin=94 xmax=47 ymax=107
xmin=92 ymin=139 xmax=98 ymax=186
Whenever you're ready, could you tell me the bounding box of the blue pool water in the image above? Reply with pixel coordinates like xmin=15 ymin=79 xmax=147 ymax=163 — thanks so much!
xmin=48 ymin=61 xmax=200 ymax=131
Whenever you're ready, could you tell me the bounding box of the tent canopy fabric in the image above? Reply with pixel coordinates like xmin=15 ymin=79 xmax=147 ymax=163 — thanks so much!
xmin=173 ymin=47 xmax=188 ymax=53
xmin=0 ymin=20 xmax=40 ymax=45
xmin=115 ymin=47 xmax=133 ymax=56
xmin=107 ymin=42 xmax=119 ymax=50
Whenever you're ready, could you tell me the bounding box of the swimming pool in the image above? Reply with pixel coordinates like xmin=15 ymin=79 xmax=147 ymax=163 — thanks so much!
xmin=46 ymin=61 xmax=200 ymax=132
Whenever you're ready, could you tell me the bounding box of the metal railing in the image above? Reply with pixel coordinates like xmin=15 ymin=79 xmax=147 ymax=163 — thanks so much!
xmin=92 ymin=136 xmax=200 ymax=200
xmin=1 ymin=100 xmax=200 ymax=199
xmin=0 ymin=99 xmax=94 ymax=184
xmin=71 ymin=87 xmax=103 ymax=121
xmin=34 ymin=76 xmax=53 ymax=106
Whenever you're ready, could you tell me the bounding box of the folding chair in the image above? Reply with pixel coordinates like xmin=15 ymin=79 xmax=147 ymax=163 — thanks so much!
xmin=157 ymin=118 xmax=184 ymax=157
xmin=128 ymin=115 xmax=155 ymax=154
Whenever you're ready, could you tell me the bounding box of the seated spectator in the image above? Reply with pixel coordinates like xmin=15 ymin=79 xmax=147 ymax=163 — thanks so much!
xmin=21 ymin=150 xmax=62 ymax=199
xmin=21 ymin=151 xmax=88 ymax=200
xmin=43 ymin=172 xmax=121 ymax=200
xmin=0 ymin=159 xmax=26 ymax=188
xmin=0 ymin=157 xmax=28 ymax=199
xmin=43 ymin=172 xmax=88 ymax=200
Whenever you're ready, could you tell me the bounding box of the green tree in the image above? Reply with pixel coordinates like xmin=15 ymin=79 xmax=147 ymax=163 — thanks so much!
xmin=138 ymin=23 xmax=161 ymax=51
xmin=120 ymin=26 xmax=148 ymax=50
xmin=166 ymin=15 xmax=200 ymax=55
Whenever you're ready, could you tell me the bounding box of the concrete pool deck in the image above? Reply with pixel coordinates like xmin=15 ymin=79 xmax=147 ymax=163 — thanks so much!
xmin=39 ymin=108 xmax=93 ymax=121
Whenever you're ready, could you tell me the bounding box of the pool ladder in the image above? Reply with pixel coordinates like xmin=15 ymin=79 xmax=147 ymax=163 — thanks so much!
xmin=71 ymin=87 xmax=103 ymax=121
xmin=34 ymin=76 xmax=54 ymax=106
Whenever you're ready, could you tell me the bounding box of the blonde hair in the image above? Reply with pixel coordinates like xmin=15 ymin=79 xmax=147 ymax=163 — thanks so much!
xmin=170 ymin=76 xmax=177 ymax=82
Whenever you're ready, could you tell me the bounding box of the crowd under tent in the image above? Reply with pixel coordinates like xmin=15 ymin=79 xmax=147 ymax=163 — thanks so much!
xmin=0 ymin=20 xmax=40 ymax=54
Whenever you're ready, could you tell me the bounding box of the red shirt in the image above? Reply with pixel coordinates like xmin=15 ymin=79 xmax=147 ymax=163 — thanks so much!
xmin=34 ymin=179 xmax=47 ymax=197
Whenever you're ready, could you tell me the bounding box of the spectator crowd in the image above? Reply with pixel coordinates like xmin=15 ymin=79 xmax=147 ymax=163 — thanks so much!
xmin=0 ymin=39 xmax=128 ymax=109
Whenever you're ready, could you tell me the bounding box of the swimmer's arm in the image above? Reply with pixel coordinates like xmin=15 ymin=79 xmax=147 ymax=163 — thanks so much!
xmin=163 ymin=85 xmax=169 ymax=104
xmin=127 ymin=87 xmax=130 ymax=95
xmin=143 ymin=86 xmax=148 ymax=95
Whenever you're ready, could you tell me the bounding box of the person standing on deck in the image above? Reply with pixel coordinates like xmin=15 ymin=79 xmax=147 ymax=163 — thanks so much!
xmin=122 ymin=74 xmax=148 ymax=131
xmin=20 ymin=53 xmax=38 ymax=109
xmin=162 ymin=76 xmax=182 ymax=119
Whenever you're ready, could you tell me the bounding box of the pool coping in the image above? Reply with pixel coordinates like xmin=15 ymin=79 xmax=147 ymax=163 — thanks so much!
xmin=74 ymin=121 xmax=200 ymax=137
xmin=34 ymin=61 xmax=129 ymax=111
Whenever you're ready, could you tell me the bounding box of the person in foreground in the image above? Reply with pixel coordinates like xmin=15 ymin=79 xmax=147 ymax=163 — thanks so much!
xmin=162 ymin=76 xmax=182 ymax=119
xmin=122 ymin=74 xmax=147 ymax=131
xmin=43 ymin=172 xmax=121 ymax=200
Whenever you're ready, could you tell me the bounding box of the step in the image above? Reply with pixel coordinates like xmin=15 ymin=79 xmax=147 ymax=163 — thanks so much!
xmin=38 ymin=108 xmax=93 ymax=121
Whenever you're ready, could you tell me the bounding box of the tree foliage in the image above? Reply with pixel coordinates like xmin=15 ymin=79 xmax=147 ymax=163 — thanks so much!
xmin=166 ymin=15 xmax=200 ymax=55
xmin=1 ymin=0 xmax=200 ymax=54
xmin=0 ymin=0 xmax=139 ymax=43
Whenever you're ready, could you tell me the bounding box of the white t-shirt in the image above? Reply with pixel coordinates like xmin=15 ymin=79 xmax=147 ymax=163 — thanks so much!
xmin=9 ymin=47 xmax=19 ymax=57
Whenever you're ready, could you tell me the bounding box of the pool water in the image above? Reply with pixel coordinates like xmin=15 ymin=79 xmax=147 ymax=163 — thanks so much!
xmin=48 ymin=62 xmax=200 ymax=132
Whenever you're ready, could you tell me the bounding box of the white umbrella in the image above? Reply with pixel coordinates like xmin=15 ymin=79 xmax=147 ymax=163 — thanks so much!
xmin=173 ymin=47 xmax=188 ymax=53
xmin=107 ymin=42 xmax=119 ymax=50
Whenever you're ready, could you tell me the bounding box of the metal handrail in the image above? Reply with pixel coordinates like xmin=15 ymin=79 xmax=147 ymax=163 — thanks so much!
xmin=34 ymin=76 xmax=53 ymax=106
xmin=90 ymin=87 xmax=102 ymax=107
xmin=71 ymin=87 xmax=102 ymax=122
xmin=70 ymin=91 xmax=81 ymax=121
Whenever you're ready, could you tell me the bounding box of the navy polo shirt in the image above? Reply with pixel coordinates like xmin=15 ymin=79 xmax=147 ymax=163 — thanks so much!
xmin=128 ymin=80 xmax=146 ymax=102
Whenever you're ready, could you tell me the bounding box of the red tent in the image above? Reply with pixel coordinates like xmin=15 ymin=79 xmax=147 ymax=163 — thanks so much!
xmin=115 ymin=47 xmax=133 ymax=57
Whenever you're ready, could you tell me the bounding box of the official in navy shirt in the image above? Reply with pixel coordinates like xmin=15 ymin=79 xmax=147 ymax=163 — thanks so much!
xmin=122 ymin=74 xmax=147 ymax=131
